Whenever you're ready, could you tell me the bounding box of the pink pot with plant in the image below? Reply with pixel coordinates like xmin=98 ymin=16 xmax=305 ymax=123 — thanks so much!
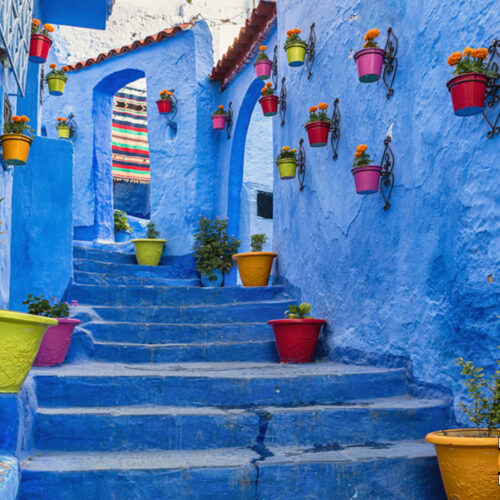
xmin=254 ymin=45 xmax=272 ymax=80
xmin=351 ymin=144 xmax=381 ymax=194
xmin=212 ymin=105 xmax=227 ymax=130
xmin=354 ymin=29 xmax=385 ymax=83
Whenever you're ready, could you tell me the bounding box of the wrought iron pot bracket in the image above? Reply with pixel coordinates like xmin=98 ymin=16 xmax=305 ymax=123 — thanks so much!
xmin=162 ymin=91 xmax=178 ymax=128
xmin=272 ymin=44 xmax=279 ymax=88
xmin=382 ymin=27 xmax=398 ymax=99
xmin=379 ymin=135 xmax=395 ymax=211
xmin=482 ymin=39 xmax=500 ymax=139
xmin=330 ymin=97 xmax=341 ymax=161
xmin=279 ymin=77 xmax=287 ymax=126
xmin=297 ymin=138 xmax=306 ymax=191
xmin=226 ymin=102 xmax=233 ymax=140
xmin=306 ymin=22 xmax=316 ymax=80
xmin=67 ymin=113 xmax=77 ymax=141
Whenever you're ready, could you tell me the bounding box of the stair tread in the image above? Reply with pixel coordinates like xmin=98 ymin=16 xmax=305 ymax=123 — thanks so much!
xmin=93 ymin=339 xmax=275 ymax=347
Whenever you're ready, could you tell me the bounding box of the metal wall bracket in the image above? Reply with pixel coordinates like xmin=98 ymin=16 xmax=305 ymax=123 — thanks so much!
xmin=305 ymin=22 xmax=316 ymax=80
xmin=271 ymin=44 xmax=278 ymax=88
xmin=297 ymin=138 xmax=306 ymax=191
xmin=163 ymin=90 xmax=178 ymax=128
xmin=379 ymin=135 xmax=395 ymax=211
xmin=226 ymin=102 xmax=233 ymax=140
xmin=279 ymin=77 xmax=287 ymax=126
xmin=482 ymin=39 xmax=500 ymax=139
xmin=67 ymin=113 xmax=77 ymax=141
xmin=330 ymin=97 xmax=341 ymax=161
xmin=382 ymin=27 xmax=398 ymax=99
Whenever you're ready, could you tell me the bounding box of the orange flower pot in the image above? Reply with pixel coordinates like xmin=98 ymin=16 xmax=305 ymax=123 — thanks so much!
xmin=1 ymin=133 xmax=33 ymax=165
xmin=232 ymin=252 xmax=277 ymax=287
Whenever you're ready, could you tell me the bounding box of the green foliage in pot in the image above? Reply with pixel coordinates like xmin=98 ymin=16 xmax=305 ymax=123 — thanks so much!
xmin=250 ymin=233 xmax=268 ymax=252
xmin=213 ymin=105 xmax=227 ymax=116
xmin=284 ymin=28 xmax=307 ymax=49
xmin=260 ymin=82 xmax=275 ymax=97
xmin=352 ymin=144 xmax=373 ymax=168
xmin=23 ymin=294 xmax=78 ymax=318
xmin=193 ymin=216 xmax=240 ymax=281
xmin=285 ymin=303 xmax=313 ymax=319
xmin=114 ymin=210 xmax=132 ymax=234
xmin=146 ymin=221 xmax=160 ymax=239
xmin=3 ymin=115 xmax=33 ymax=137
xmin=46 ymin=63 xmax=68 ymax=83
xmin=303 ymin=102 xmax=331 ymax=126
xmin=256 ymin=45 xmax=269 ymax=61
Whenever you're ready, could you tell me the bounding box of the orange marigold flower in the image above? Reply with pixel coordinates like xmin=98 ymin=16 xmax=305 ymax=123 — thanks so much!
xmin=62 ymin=66 xmax=69 ymax=72
xmin=309 ymin=106 xmax=318 ymax=113
xmin=218 ymin=105 xmax=224 ymax=109
xmin=160 ymin=89 xmax=168 ymax=94
xmin=265 ymin=82 xmax=272 ymax=87
xmin=356 ymin=144 xmax=368 ymax=153
xmin=12 ymin=116 xmax=20 ymax=122
xmin=286 ymin=30 xmax=293 ymax=37
xmin=472 ymin=48 xmax=488 ymax=60
xmin=61 ymin=118 xmax=67 ymax=122
xmin=49 ymin=63 xmax=57 ymax=69
xmin=32 ymin=19 xmax=41 ymax=26
xmin=166 ymin=90 xmax=173 ymax=96
xmin=447 ymin=51 xmax=462 ymax=66
xmin=463 ymin=47 xmax=473 ymax=56
xmin=21 ymin=116 xmax=29 ymax=122
xmin=290 ymin=148 xmax=297 ymax=153
xmin=318 ymin=102 xmax=328 ymax=110
xmin=282 ymin=146 xmax=290 ymax=151
xmin=44 ymin=24 xmax=54 ymax=32
xmin=293 ymin=28 xmax=301 ymax=35
xmin=259 ymin=45 xmax=267 ymax=51
xmin=261 ymin=88 xmax=266 ymax=94
xmin=354 ymin=151 xmax=362 ymax=158
xmin=364 ymin=28 xmax=379 ymax=41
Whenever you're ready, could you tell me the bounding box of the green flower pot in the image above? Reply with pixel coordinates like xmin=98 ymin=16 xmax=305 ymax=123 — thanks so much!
xmin=285 ymin=42 xmax=307 ymax=67
xmin=47 ymin=75 xmax=67 ymax=96
xmin=0 ymin=310 xmax=57 ymax=393
xmin=132 ymin=239 xmax=166 ymax=266
xmin=57 ymin=126 xmax=70 ymax=139
xmin=277 ymin=158 xmax=297 ymax=179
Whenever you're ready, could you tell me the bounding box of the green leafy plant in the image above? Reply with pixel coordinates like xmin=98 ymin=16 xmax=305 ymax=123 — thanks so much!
xmin=46 ymin=63 xmax=68 ymax=82
xmin=2 ymin=116 xmax=34 ymax=137
xmin=256 ymin=44 xmax=269 ymax=61
xmin=276 ymin=146 xmax=297 ymax=163
xmin=56 ymin=117 xmax=70 ymax=131
xmin=448 ymin=47 xmax=498 ymax=78
xmin=193 ymin=216 xmax=240 ymax=281
xmin=285 ymin=303 xmax=313 ymax=319
xmin=250 ymin=234 xmax=268 ymax=252
xmin=352 ymin=144 xmax=373 ymax=168
xmin=114 ymin=210 xmax=132 ymax=234
xmin=260 ymin=82 xmax=275 ymax=97
xmin=304 ymin=102 xmax=331 ymax=125
xmin=284 ymin=28 xmax=307 ymax=49
xmin=456 ymin=349 xmax=500 ymax=436
xmin=213 ymin=105 xmax=227 ymax=116
xmin=146 ymin=221 xmax=160 ymax=239
xmin=23 ymin=294 xmax=78 ymax=318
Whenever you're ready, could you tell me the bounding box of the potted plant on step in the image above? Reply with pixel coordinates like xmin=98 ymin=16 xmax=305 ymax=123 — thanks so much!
xmin=233 ymin=234 xmax=277 ymax=287
xmin=29 ymin=19 xmax=54 ymax=63
xmin=268 ymin=303 xmax=326 ymax=363
xmin=351 ymin=144 xmax=381 ymax=194
xmin=354 ymin=29 xmax=385 ymax=83
xmin=132 ymin=221 xmax=166 ymax=266
xmin=56 ymin=117 xmax=71 ymax=139
xmin=212 ymin=105 xmax=227 ymax=130
xmin=284 ymin=28 xmax=307 ymax=67
xmin=304 ymin=103 xmax=331 ymax=147
xmin=193 ymin=216 xmax=240 ymax=287
xmin=114 ymin=210 xmax=132 ymax=242
xmin=1 ymin=115 xmax=33 ymax=165
xmin=157 ymin=89 xmax=174 ymax=114
xmin=276 ymin=146 xmax=298 ymax=180
xmin=259 ymin=82 xmax=278 ymax=117
xmin=426 ymin=350 xmax=500 ymax=499
xmin=254 ymin=45 xmax=272 ymax=80
xmin=23 ymin=295 xmax=80 ymax=367
xmin=46 ymin=64 xmax=69 ymax=96
xmin=446 ymin=47 xmax=496 ymax=116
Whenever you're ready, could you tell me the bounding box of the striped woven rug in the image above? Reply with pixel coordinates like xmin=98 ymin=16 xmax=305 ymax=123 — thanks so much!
xmin=112 ymin=85 xmax=150 ymax=184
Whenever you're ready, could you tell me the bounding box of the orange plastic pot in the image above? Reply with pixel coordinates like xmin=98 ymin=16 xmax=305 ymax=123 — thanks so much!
xmin=1 ymin=134 xmax=33 ymax=165
xmin=233 ymin=252 xmax=277 ymax=287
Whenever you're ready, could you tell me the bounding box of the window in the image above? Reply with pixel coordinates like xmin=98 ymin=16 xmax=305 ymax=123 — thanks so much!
xmin=257 ymin=191 xmax=273 ymax=219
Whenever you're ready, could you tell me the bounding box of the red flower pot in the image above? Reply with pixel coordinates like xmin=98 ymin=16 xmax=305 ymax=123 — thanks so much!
xmin=268 ymin=319 xmax=326 ymax=363
xmin=212 ymin=115 xmax=226 ymax=130
xmin=254 ymin=59 xmax=272 ymax=80
xmin=351 ymin=165 xmax=382 ymax=194
xmin=354 ymin=48 xmax=386 ymax=83
xmin=156 ymin=99 xmax=172 ymax=114
xmin=259 ymin=95 xmax=278 ymax=117
xmin=305 ymin=121 xmax=331 ymax=147
xmin=29 ymin=34 xmax=52 ymax=63
xmin=447 ymin=72 xmax=489 ymax=117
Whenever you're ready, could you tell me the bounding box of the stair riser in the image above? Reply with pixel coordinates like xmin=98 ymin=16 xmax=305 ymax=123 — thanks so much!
xmin=74 ymin=272 xmax=199 ymax=287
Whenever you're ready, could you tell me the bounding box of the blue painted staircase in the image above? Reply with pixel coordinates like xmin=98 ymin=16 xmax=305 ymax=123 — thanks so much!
xmin=19 ymin=245 xmax=448 ymax=499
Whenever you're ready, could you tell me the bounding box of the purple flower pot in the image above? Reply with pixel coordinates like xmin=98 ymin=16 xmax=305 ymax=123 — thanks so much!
xmin=354 ymin=48 xmax=386 ymax=83
xmin=351 ymin=165 xmax=382 ymax=194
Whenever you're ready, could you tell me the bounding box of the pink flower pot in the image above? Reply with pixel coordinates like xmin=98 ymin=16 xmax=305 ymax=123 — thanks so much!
xmin=254 ymin=60 xmax=272 ymax=80
xmin=33 ymin=318 xmax=81 ymax=366
xmin=354 ymin=48 xmax=386 ymax=83
xmin=157 ymin=99 xmax=172 ymax=114
xmin=212 ymin=114 xmax=226 ymax=130
xmin=305 ymin=121 xmax=331 ymax=147
xmin=447 ymin=72 xmax=489 ymax=117
xmin=351 ymin=165 xmax=382 ymax=194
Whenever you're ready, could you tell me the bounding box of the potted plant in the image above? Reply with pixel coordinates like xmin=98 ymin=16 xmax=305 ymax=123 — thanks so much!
xmin=351 ymin=144 xmax=381 ymax=194
xmin=1 ymin=115 xmax=33 ymax=165
xmin=23 ymin=295 xmax=81 ymax=367
xmin=193 ymin=216 xmax=240 ymax=287
xmin=114 ymin=210 xmax=132 ymax=242
xmin=29 ymin=19 xmax=54 ymax=63
xmin=212 ymin=105 xmax=227 ymax=130
xmin=157 ymin=89 xmax=174 ymax=114
xmin=268 ymin=303 xmax=326 ymax=363
xmin=446 ymin=47 xmax=496 ymax=116
xmin=304 ymin=103 xmax=331 ymax=147
xmin=46 ymin=64 xmax=69 ymax=96
xmin=276 ymin=146 xmax=298 ymax=180
xmin=131 ymin=221 xmax=166 ymax=266
xmin=259 ymin=82 xmax=278 ymax=117
xmin=0 ymin=310 xmax=57 ymax=393
xmin=426 ymin=351 xmax=500 ymax=499
xmin=56 ymin=117 xmax=71 ymax=139
xmin=254 ymin=45 xmax=272 ymax=80
xmin=354 ymin=29 xmax=385 ymax=83
xmin=284 ymin=28 xmax=307 ymax=67
xmin=233 ymin=234 xmax=277 ymax=287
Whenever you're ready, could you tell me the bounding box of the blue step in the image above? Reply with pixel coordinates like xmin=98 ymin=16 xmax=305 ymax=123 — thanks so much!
xmin=73 ymin=246 xmax=136 ymax=264
xmin=30 ymin=362 xmax=408 ymax=408
xmin=73 ymin=271 xmax=200 ymax=287
xmin=19 ymin=442 xmax=446 ymax=499
xmin=33 ymin=397 xmax=449 ymax=452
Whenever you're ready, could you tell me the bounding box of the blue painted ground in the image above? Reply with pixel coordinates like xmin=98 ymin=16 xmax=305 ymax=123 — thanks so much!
xmin=19 ymin=245 xmax=449 ymax=499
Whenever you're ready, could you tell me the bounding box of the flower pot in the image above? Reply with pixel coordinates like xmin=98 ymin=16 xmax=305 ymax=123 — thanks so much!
xmin=29 ymin=34 xmax=52 ymax=63
xmin=276 ymin=158 xmax=297 ymax=180
xmin=200 ymin=270 xmax=224 ymax=288
xmin=0 ymin=310 xmax=57 ymax=393
xmin=131 ymin=238 xmax=166 ymax=266
xmin=447 ymin=72 xmax=489 ymax=117
xmin=254 ymin=59 xmax=272 ymax=80
xmin=426 ymin=429 xmax=500 ymax=499
xmin=0 ymin=133 xmax=33 ymax=165
xmin=354 ymin=48 xmax=386 ymax=83
xmin=33 ymin=318 xmax=81 ymax=367
xmin=57 ymin=126 xmax=70 ymax=139
xmin=233 ymin=252 xmax=277 ymax=287
xmin=285 ymin=42 xmax=307 ymax=67
xmin=157 ymin=99 xmax=172 ymax=114
xmin=267 ymin=319 xmax=326 ymax=363
xmin=115 ymin=230 xmax=131 ymax=242
xmin=47 ymin=75 xmax=67 ymax=96
xmin=259 ymin=95 xmax=278 ymax=117
xmin=305 ymin=121 xmax=330 ymax=147
xmin=212 ymin=115 xmax=226 ymax=130
xmin=351 ymin=165 xmax=382 ymax=194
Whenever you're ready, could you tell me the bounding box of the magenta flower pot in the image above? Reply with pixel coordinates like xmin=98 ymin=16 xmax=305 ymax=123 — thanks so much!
xmin=447 ymin=72 xmax=489 ymax=117
xmin=33 ymin=318 xmax=81 ymax=366
xmin=254 ymin=60 xmax=272 ymax=80
xmin=212 ymin=115 xmax=226 ymax=130
xmin=351 ymin=165 xmax=382 ymax=194
xmin=354 ymin=48 xmax=386 ymax=83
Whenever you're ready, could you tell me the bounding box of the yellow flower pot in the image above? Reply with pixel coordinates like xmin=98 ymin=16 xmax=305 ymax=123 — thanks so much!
xmin=0 ymin=133 xmax=33 ymax=165
xmin=233 ymin=252 xmax=277 ymax=287
xmin=47 ymin=75 xmax=67 ymax=96
xmin=58 ymin=126 xmax=71 ymax=139
xmin=0 ymin=310 xmax=57 ymax=393
xmin=132 ymin=239 xmax=166 ymax=266
xmin=285 ymin=42 xmax=307 ymax=67
xmin=426 ymin=429 xmax=500 ymax=499
xmin=277 ymin=158 xmax=297 ymax=179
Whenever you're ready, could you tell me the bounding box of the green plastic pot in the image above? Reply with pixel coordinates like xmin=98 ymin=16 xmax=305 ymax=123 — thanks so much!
xmin=0 ymin=310 xmax=57 ymax=393
xmin=57 ymin=126 xmax=70 ymax=139
xmin=285 ymin=42 xmax=307 ymax=67
xmin=277 ymin=158 xmax=297 ymax=179
xmin=47 ymin=75 xmax=67 ymax=96
xmin=132 ymin=238 xmax=166 ymax=266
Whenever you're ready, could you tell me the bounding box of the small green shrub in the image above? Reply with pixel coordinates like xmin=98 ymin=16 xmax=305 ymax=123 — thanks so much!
xmin=285 ymin=303 xmax=313 ymax=319
xmin=114 ymin=210 xmax=132 ymax=234
xmin=146 ymin=221 xmax=160 ymax=239
xmin=23 ymin=294 xmax=77 ymax=318
xmin=250 ymin=234 xmax=268 ymax=252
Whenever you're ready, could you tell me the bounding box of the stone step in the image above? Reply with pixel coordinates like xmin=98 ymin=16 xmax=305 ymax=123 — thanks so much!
xmin=33 ymin=397 xmax=449 ymax=452
xmin=74 ymin=271 xmax=200 ymax=287
xmin=19 ymin=442 xmax=446 ymax=499
xmin=30 ymin=362 xmax=408 ymax=408
xmin=73 ymin=245 xmax=136 ymax=264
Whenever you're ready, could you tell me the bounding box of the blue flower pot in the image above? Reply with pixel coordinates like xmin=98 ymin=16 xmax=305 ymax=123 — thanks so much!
xmin=115 ymin=230 xmax=131 ymax=242
xmin=200 ymin=270 xmax=224 ymax=287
